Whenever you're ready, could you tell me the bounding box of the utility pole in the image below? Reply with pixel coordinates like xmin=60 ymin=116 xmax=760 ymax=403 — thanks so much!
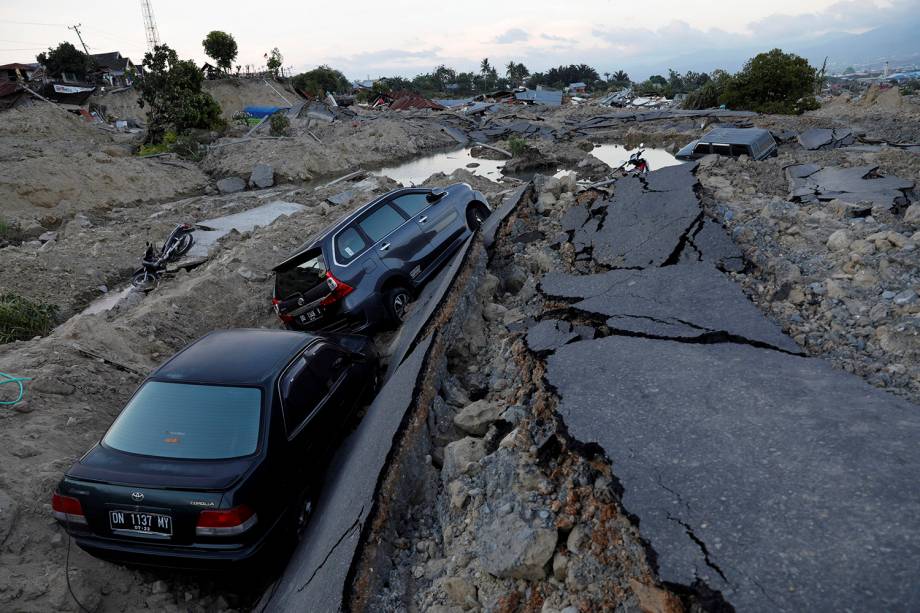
xmin=69 ymin=23 xmax=90 ymax=55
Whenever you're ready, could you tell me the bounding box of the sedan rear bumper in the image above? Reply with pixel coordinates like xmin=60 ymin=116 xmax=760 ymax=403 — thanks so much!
xmin=63 ymin=516 xmax=282 ymax=570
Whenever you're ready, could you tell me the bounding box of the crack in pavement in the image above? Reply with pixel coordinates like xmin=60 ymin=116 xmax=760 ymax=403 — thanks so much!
xmin=667 ymin=513 xmax=728 ymax=584
xmin=296 ymin=505 xmax=365 ymax=593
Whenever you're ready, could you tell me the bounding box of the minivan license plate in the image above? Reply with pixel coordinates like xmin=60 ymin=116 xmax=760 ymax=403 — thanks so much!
xmin=110 ymin=510 xmax=172 ymax=536
xmin=300 ymin=309 xmax=321 ymax=323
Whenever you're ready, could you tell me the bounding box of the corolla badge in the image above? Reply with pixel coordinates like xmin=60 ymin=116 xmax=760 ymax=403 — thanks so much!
xmin=131 ymin=491 xmax=145 ymax=502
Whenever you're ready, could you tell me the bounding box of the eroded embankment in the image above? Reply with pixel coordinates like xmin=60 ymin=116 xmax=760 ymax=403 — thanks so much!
xmin=339 ymin=180 xmax=682 ymax=613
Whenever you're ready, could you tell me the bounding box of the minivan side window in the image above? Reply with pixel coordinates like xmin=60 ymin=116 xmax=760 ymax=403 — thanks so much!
xmin=279 ymin=356 xmax=325 ymax=437
xmin=730 ymin=144 xmax=749 ymax=157
xmin=358 ymin=203 xmax=407 ymax=243
xmin=336 ymin=227 xmax=367 ymax=263
xmin=392 ymin=193 xmax=431 ymax=218
xmin=712 ymin=144 xmax=732 ymax=156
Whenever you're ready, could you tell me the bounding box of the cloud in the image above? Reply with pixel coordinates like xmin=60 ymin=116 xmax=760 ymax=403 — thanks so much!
xmin=493 ymin=28 xmax=529 ymax=44
xmin=540 ymin=32 xmax=575 ymax=45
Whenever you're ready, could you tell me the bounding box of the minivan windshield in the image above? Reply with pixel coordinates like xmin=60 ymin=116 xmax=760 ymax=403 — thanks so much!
xmin=103 ymin=382 xmax=262 ymax=459
xmin=275 ymin=250 xmax=327 ymax=300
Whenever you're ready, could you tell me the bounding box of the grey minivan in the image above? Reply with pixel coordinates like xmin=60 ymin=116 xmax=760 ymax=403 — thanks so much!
xmin=272 ymin=184 xmax=490 ymax=332
xmin=676 ymin=127 xmax=778 ymax=161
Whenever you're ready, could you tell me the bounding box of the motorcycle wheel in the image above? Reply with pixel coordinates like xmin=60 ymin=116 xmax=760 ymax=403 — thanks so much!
xmin=131 ymin=270 xmax=159 ymax=292
xmin=172 ymin=232 xmax=194 ymax=258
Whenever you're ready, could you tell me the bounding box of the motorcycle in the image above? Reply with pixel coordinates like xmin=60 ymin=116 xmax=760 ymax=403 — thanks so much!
xmin=131 ymin=223 xmax=196 ymax=291
xmin=619 ymin=149 xmax=650 ymax=176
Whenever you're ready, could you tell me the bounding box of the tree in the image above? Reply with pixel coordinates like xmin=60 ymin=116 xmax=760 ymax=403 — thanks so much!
xmin=611 ymin=70 xmax=630 ymax=86
xmin=843 ymin=66 xmax=856 ymax=75
xmin=265 ymin=48 xmax=283 ymax=78
xmin=292 ymin=65 xmax=350 ymax=97
xmin=36 ymin=42 xmax=93 ymax=80
xmin=505 ymin=61 xmax=530 ymax=87
xmin=136 ymin=44 xmax=223 ymax=144
xmin=202 ymin=31 xmax=238 ymax=73
xmin=720 ymin=48 xmax=819 ymax=114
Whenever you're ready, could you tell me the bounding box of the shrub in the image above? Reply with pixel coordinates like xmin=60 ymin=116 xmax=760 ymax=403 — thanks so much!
xmin=269 ymin=113 xmax=290 ymax=136
xmin=0 ymin=294 xmax=59 ymax=344
xmin=720 ymin=49 xmax=818 ymax=115
xmin=508 ymin=136 xmax=527 ymax=157
xmin=292 ymin=65 xmax=350 ymax=98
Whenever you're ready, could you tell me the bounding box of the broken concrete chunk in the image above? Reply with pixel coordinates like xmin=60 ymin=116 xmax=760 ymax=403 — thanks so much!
xmin=442 ymin=437 xmax=487 ymax=482
xmin=540 ymin=264 xmax=800 ymax=353
xmin=797 ymin=128 xmax=855 ymax=150
xmin=249 ymin=163 xmax=275 ymax=189
xmin=525 ymin=319 xmax=579 ymax=355
xmin=787 ymin=164 xmax=914 ymax=208
xmin=453 ymin=400 xmax=503 ymax=436
xmin=326 ymin=190 xmax=354 ymax=206
xmin=478 ymin=512 xmax=557 ymax=580
xmin=216 ymin=176 xmax=246 ymax=194
xmin=688 ymin=219 xmax=745 ymax=272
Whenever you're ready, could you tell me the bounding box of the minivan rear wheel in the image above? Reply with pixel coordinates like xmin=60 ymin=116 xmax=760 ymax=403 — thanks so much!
xmin=385 ymin=286 xmax=412 ymax=324
xmin=466 ymin=203 xmax=490 ymax=231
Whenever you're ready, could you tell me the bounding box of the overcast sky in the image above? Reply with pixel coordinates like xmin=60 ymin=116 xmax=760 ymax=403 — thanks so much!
xmin=0 ymin=0 xmax=913 ymax=79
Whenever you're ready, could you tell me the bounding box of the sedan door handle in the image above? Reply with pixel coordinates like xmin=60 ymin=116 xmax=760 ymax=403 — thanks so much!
xmin=379 ymin=242 xmax=391 ymax=252
xmin=418 ymin=216 xmax=428 ymax=223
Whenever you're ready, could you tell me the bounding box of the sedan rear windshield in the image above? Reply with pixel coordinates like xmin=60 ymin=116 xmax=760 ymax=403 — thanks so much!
xmin=103 ymin=382 xmax=262 ymax=459
xmin=275 ymin=249 xmax=327 ymax=300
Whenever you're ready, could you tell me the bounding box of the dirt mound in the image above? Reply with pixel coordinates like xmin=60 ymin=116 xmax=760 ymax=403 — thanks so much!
xmin=858 ymin=84 xmax=903 ymax=111
xmin=0 ymin=105 xmax=208 ymax=226
xmin=203 ymin=78 xmax=297 ymax=119
xmin=87 ymin=88 xmax=144 ymax=122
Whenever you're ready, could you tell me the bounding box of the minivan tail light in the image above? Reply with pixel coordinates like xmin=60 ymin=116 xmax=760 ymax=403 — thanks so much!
xmin=196 ymin=505 xmax=257 ymax=536
xmin=52 ymin=492 xmax=87 ymax=525
xmin=272 ymin=297 xmax=294 ymax=323
xmin=320 ymin=271 xmax=354 ymax=307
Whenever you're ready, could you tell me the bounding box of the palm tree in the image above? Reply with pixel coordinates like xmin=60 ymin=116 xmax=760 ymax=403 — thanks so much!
xmin=612 ymin=70 xmax=629 ymax=84
xmin=604 ymin=71 xmax=610 ymax=82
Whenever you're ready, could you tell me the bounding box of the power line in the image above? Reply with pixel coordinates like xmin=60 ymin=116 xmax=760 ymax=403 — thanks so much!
xmin=68 ymin=23 xmax=90 ymax=55
xmin=0 ymin=20 xmax=68 ymax=27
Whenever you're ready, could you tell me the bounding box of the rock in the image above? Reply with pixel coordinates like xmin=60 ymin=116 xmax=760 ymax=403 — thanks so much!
xmin=827 ymin=230 xmax=851 ymax=251
xmin=552 ymin=552 xmax=568 ymax=580
xmin=628 ymin=579 xmax=683 ymax=613
xmin=453 ymin=399 xmax=502 ymax=436
xmin=249 ymin=164 xmax=274 ymax=189
xmin=442 ymin=437 xmax=487 ymax=481
xmin=478 ymin=512 xmax=557 ymax=580
xmin=829 ymin=199 xmax=872 ymax=219
xmin=483 ymin=302 xmax=508 ymax=322
xmin=216 ymin=176 xmax=246 ymax=194
xmin=893 ymin=289 xmax=917 ymax=306
xmin=33 ymin=378 xmax=75 ymax=396
xmin=0 ymin=490 xmax=17 ymax=547
xmin=38 ymin=231 xmax=58 ymax=243
xmin=151 ymin=580 xmax=169 ymax=594
xmin=441 ymin=577 xmax=478 ymax=608
xmin=903 ymin=203 xmax=920 ymax=225
xmin=566 ymin=524 xmax=588 ymax=554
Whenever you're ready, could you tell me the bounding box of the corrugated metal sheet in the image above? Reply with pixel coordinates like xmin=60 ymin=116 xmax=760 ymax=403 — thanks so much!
xmin=389 ymin=92 xmax=444 ymax=111
xmin=514 ymin=88 xmax=563 ymax=107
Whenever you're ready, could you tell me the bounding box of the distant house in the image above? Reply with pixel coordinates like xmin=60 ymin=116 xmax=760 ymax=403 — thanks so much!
xmin=92 ymin=52 xmax=135 ymax=86
xmin=352 ymin=79 xmax=376 ymax=91
xmin=0 ymin=62 xmax=42 ymax=84
xmin=200 ymin=62 xmax=220 ymax=80
xmin=514 ymin=88 xmax=563 ymax=107
xmin=568 ymin=82 xmax=587 ymax=94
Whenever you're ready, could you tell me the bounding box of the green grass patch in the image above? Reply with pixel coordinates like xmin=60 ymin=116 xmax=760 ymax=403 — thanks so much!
xmin=0 ymin=293 xmax=59 ymax=344
xmin=508 ymin=136 xmax=527 ymax=157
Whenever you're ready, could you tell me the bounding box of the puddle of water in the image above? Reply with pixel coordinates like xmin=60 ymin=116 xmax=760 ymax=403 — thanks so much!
xmin=80 ymin=285 xmax=136 ymax=316
xmin=373 ymin=143 xmax=684 ymax=187
xmin=374 ymin=148 xmax=506 ymax=186
xmin=186 ymin=200 xmax=306 ymax=259
xmin=589 ymin=144 xmax=682 ymax=172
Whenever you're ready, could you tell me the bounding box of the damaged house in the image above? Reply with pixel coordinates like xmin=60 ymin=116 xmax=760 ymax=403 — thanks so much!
xmin=91 ymin=52 xmax=135 ymax=87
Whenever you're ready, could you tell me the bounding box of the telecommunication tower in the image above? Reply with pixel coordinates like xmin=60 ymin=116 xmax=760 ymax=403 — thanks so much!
xmin=140 ymin=0 xmax=161 ymax=51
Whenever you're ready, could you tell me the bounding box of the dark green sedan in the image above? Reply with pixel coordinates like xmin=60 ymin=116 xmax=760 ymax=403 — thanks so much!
xmin=52 ymin=328 xmax=376 ymax=568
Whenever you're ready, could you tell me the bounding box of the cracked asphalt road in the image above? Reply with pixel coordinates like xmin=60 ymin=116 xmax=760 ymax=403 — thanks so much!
xmin=537 ymin=163 xmax=920 ymax=610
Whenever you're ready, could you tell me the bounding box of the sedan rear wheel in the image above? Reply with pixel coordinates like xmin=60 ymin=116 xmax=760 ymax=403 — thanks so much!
xmin=466 ymin=203 xmax=490 ymax=231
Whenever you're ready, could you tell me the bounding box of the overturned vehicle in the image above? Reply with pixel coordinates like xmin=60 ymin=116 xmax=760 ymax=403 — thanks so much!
xmin=677 ymin=127 xmax=778 ymax=161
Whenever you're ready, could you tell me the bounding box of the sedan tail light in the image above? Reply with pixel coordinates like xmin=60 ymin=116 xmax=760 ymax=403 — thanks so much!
xmin=320 ymin=271 xmax=354 ymax=307
xmin=196 ymin=505 xmax=257 ymax=536
xmin=52 ymin=492 xmax=87 ymax=525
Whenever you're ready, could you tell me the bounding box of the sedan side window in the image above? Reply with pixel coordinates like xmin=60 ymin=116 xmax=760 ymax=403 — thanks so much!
xmin=358 ymin=203 xmax=407 ymax=243
xmin=711 ymin=144 xmax=732 ymax=156
xmin=392 ymin=193 xmax=431 ymax=218
xmin=280 ymin=357 xmax=325 ymax=437
xmin=309 ymin=344 xmax=349 ymax=391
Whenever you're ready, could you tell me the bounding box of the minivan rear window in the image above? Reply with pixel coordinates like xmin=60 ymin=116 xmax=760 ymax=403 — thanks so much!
xmin=336 ymin=227 xmax=367 ymax=262
xmin=275 ymin=249 xmax=327 ymax=300
xmin=103 ymin=382 xmax=262 ymax=459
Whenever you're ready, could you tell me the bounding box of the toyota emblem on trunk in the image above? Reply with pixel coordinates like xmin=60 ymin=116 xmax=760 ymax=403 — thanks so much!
xmin=131 ymin=491 xmax=144 ymax=502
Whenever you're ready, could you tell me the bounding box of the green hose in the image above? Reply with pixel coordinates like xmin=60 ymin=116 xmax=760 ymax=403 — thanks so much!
xmin=0 ymin=372 xmax=31 ymax=406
